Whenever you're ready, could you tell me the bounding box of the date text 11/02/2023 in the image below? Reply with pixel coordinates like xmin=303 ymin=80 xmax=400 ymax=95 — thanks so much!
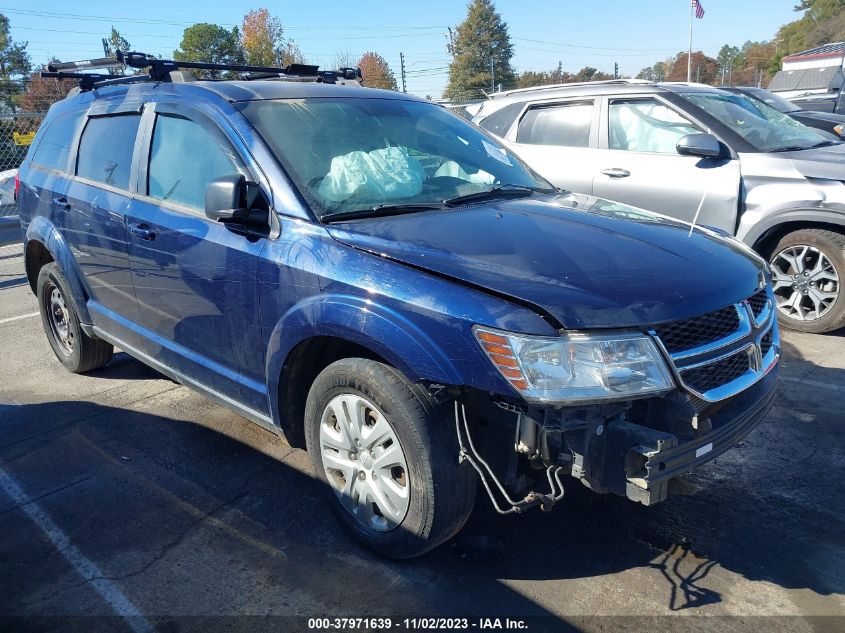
xmin=307 ymin=618 xmax=529 ymax=630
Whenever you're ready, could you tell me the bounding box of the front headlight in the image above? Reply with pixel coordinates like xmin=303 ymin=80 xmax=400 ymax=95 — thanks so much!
xmin=474 ymin=326 xmax=674 ymax=404
xmin=834 ymin=124 xmax=844 ymax=137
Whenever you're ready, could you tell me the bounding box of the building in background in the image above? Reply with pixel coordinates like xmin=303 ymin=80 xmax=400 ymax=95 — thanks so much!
xmin=768 ymin=42 xmax=845 ymax=98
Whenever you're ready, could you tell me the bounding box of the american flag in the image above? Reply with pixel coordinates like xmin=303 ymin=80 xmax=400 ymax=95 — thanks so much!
xmin=693 ymin=0 xmax=705 ymax=19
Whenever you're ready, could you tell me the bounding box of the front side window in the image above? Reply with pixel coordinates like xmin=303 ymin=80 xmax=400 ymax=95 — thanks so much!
xmin=31 ymin=111 xmax=83 ymax=172
xmin=608 ymin=99 xmax=699 ymax=153
xmin=516 ymin=102 xmax=594 ymax=147
xmin=147 ymin=114 xmax=241 ymax=210
xmin=681 ymin=92 xmax=834 ymax=152
xmin=76 ymin=114 xmax=141 ymax=189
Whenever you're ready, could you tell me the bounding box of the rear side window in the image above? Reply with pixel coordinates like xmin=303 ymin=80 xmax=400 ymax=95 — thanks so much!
xmin=147 ymin=114 xmax=241 ymax=210
xmin=31 ymin=112 xmax=82 ymax=172
xmin=76 ymin=114 xmax=141 ymax=189
xmin=477 ymin=102 xmax=524 ymax=137
xmin=516 ymin=102 xmax=593 ymax=147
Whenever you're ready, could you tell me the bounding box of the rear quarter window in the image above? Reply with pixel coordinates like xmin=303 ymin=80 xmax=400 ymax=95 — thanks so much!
xmin=477 ymin=102 xmax=524 ymax=137
xmin=76 ymin=114 xmax=142 ymax=189
xmin=30 ymin=111 xmax=84 ymax=172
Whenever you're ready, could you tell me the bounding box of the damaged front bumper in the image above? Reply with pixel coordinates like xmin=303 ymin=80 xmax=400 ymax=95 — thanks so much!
xmin=568 ymin=366 xmax=779 ymax=506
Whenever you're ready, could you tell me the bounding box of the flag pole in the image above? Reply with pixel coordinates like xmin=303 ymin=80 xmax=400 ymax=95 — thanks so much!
xmin=687 ymin=0 xmax=693 ymax=81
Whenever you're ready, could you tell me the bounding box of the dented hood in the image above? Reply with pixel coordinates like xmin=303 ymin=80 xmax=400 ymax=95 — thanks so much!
xmin=326 ymin=194 xmax=764 ymax=330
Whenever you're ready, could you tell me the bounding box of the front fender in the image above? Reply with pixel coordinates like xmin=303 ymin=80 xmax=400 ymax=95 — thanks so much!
xmin=264 ymin=293 xmax=465 ymax=415
xmin=25 ymin=215 xmax=93 ymax=325
xmin=739 ymin=205 xmax=845 ymax=247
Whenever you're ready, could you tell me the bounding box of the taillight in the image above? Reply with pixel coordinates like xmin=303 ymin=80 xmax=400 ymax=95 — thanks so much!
xmin=14 ymin=172 xmax=20 ymax=201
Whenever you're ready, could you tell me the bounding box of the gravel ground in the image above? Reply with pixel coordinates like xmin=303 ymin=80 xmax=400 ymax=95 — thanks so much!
xmin=0 ymin=243 xmax=843 ymax=633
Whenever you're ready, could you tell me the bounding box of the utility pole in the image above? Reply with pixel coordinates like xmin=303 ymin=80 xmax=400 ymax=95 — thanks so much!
xmin=400 ymin=52 xmax=407 ymax=93
xmin=490 ymin=56 xmax=495 ymax=92
xmin=687 ymin=0 xmax=693 ymax=82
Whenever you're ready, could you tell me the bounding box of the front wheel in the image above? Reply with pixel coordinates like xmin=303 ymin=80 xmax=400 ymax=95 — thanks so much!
xmin=769 ymin=228 xmax=845 ymax=333
xmin=304 ymin=358 xmax=476 ymax=559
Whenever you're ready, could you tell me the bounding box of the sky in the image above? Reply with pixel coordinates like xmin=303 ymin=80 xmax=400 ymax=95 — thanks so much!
xmin=5 ymin=1 xmax=802 ymax=99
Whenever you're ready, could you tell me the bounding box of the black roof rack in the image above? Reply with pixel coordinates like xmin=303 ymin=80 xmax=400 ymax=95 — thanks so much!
xmin=41 ymin=51 xmax=363 ymax=91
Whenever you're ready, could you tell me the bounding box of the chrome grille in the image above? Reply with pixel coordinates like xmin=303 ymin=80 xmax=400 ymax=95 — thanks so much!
xmin=747 ymin=289 xmax=769 ymax=321
xmin=653 ymin=305 xmax=740 ymax=354
xmin=681 ymin=349 xmax=751 ymax=394
xmin=760 ymin=329 xmax=773 ymax=357
xmin=652 ymin=288 xmax=780 ymax=402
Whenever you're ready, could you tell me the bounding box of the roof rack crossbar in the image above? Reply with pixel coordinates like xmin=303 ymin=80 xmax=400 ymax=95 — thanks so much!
xmin=41 ymin=51 xmax=363 ymax=92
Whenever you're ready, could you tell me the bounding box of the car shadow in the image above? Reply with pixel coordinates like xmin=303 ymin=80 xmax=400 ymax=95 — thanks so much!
xmin=1 ymin=332 xmax=843 ymax=621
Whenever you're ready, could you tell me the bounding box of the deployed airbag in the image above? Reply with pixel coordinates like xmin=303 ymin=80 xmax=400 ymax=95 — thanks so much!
xmin=318 ymin=147 xmax=425 ymax=203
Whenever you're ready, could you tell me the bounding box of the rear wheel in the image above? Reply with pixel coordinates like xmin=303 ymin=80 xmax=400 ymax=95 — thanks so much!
xmin=769 ymin=229 xmax=845 ymax=333
xmin=37 ymin=263 xmax=113 ymax=373
xmin=304 ymin=358 xmax=475 ymax=559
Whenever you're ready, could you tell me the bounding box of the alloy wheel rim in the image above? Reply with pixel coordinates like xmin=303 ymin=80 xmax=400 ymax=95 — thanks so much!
xmin=770 ymin=245 xmax=840 ymax=322
xmin=319 ymin=394 xmax=410 ymax=532
xmin=46 ymin=283 xmax=74 ymax=354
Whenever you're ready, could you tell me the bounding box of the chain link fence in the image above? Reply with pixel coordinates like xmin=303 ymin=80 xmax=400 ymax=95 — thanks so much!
xmin=1 ymin=79 xmax=71 ymax=222
xmin=1 ymin=113 xmax=46 ymax=220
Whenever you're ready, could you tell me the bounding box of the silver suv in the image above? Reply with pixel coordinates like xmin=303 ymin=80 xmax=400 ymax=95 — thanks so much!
xmin=472 ymin=80 xmax=845 ymax=333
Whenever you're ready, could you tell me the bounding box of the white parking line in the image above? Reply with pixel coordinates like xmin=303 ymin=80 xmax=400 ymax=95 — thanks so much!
xmin=782 ymin=376 xmax=845 ymax=394
xmin=0 ymin=463 xmax=155 ymax=633
xmin=0 ymin=312 xmax=38 ymax=325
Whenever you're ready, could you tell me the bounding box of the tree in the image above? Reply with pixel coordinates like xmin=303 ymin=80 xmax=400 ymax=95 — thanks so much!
xmin=335 ymin=50 xmax=356 ymax=70
xmin=444 ymin=0 xmax=515 ymax=100
xmin=174 ymin=23 xmax=244 ymax=78
xmin=0 ymin=13 xmax=32 ymax=112
xmin=357 ymin=52 xmax=397 ymax=90
xmin=716 ymin=44 xmax=740 ymax=84
xmin=103 ymin=27 xmax=130 ymax=75
xmin=667 ymin=51 xmax=718 ymax=83
xmin=573 ymin=66 xmax=613 ymax=82
xmin=240 ymin=8 xmax=304 ymax=67
xmin=19 ymin=72 xmax=73 ymax=111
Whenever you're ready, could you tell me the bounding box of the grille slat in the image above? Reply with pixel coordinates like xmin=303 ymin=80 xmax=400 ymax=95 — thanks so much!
xmin=747 ymin=289 xmax=769 ymax=321
xmin=681 ymin=350 xmax=751 ymax=394
xmin=760 ymin=329 xmax=773 ymax=357
xmin=654 ymin=305 xmax=741 ymax=354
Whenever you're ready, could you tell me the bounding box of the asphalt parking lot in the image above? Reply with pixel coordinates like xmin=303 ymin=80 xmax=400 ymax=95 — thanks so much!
xmin=1 ymin=241 xmax=844 ymax=633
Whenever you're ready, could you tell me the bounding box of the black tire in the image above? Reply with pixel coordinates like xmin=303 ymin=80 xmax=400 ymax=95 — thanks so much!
xmin=768 ymin=229 xmax=845 ymax=334
xmin=36 ymin=263 xmax=113 ymax=373
xmin=304 ymin=358 xmax=476 ymax=559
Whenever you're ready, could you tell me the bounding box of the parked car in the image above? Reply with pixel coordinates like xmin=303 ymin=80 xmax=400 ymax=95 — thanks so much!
xmin=473 ymin=80 xmax=845 ymax=333
xmin=788 ymin=84 xmax=845 ymax=115
xmin=18 ymin=56 xmax=780 ymax=559
xmin=721 ymin=85 xmax=845 ymax=138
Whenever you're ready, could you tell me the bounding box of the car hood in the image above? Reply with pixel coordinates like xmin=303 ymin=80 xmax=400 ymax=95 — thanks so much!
xmin=766 ymin=141 xmax=845 ymax=180
xmin=325 ymin=194 xmax=764 ymax=330
xmin=795 ymin=110 xmax=845 ymax=124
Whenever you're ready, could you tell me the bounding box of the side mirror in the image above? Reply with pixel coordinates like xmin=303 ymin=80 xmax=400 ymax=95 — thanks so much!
xmin=205 ymin=174 xmax=246 ymax=222
xmin=676 ymin=133 xmax=723 ymax=159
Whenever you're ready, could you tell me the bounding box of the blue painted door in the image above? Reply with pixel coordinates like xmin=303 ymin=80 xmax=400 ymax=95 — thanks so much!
xmin=125 ymin=106 xmax=268 ymax=415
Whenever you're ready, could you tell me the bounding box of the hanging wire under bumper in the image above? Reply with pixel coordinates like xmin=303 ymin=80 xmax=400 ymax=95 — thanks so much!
xmin=454 ymin=401 xmax=565 ymax=515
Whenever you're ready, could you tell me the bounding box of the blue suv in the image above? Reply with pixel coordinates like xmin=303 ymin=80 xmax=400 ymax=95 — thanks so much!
xmin=17 ymin=54 xmax=780 ymax=558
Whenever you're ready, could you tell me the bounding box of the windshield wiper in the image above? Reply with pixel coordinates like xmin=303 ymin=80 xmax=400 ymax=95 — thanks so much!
xmin=320 ymin=202 xmax=444 ymax=224
xmin=770 ymin=139 xmax=842 ymax=152
xmin=442 ymin=184 xmax=553 ymax=207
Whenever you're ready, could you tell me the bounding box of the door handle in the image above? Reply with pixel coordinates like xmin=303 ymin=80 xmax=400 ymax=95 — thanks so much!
xmin=51 ymin=197 xmax=71 ymax=211
xmin=129 ymin=223 xmax=156 ymax=241
xmin=600 ymin=168 xmax=631 ymax=179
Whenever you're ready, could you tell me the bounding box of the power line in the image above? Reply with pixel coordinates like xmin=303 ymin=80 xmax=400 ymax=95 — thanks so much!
xmin=2 ymin=7 xmax=449 ymax=31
